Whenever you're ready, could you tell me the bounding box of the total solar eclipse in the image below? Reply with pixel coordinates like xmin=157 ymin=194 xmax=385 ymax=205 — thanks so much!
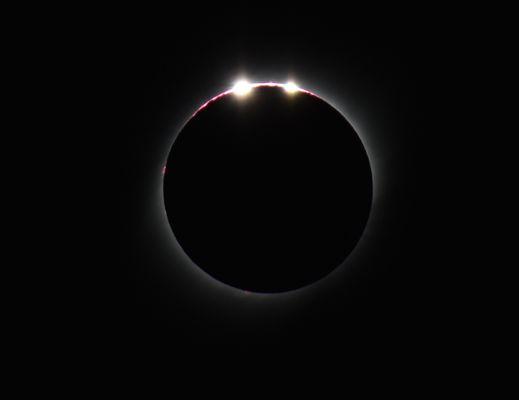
xmin=163 ymin=81 xmax=372 ymax=293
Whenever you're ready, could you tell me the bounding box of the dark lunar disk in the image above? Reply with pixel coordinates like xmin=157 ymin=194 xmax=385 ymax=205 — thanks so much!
xmin=164 ymin=86 xmax=372 ymax=293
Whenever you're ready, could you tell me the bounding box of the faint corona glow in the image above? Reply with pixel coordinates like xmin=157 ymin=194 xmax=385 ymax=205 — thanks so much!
xmin=232 ymin=80 xmax=252 ymax=96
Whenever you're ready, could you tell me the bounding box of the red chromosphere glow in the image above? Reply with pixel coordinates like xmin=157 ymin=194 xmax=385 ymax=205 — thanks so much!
xmin=191 ymin=82 xmax=318 ymax=118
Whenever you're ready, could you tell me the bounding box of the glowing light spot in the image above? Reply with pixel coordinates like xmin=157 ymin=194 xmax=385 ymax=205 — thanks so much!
xmin=191 ymin=82 xmax=317 ymax=117
xmin=284 ymin=81 xmax=299 ymax=94
xmin=232 ymin=80 xmax=252 ymax=96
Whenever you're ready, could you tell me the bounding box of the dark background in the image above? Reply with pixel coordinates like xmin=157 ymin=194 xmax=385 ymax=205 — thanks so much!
xmin=60 ymin=13 xmax=474 ymax=362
